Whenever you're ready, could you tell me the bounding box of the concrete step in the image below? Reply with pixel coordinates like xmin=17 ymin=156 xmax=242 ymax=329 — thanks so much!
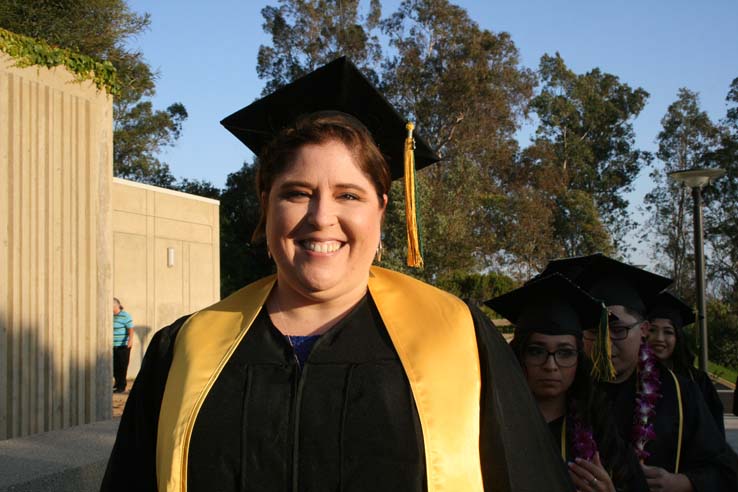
xmin=0 ymin=419 xmax=119 ymax=492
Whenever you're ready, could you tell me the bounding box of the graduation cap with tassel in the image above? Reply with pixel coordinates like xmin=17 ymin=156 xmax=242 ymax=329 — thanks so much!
xmin=485 ymin=273 xmax=607 ymax=343
xmin=536 ymin=253 xmax=673 ymax=382
xmin=220 ymin=57 xmax=439 ymax=268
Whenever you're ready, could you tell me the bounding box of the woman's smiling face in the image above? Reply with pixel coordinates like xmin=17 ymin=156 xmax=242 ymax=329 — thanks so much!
xmin=265 ymin=139 xmax=387 ymax=302
xmin=646 ymin=318 xmax=677 ymax=361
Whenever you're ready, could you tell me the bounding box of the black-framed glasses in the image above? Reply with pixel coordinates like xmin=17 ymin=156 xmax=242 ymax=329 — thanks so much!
xmin=583 ymin=319 xmax=643 ymax=341
xmin=523 ymin=345 xmax=579 ymax=368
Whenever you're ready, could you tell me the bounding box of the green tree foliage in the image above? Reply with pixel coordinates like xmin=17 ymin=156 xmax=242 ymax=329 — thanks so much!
xmin=552 ymin=190 xmax=614 ymax=257
xmin=257 ymin=0 xmax=383 ymax=93
xmin=0 ymin=0 xmax=188 ymax=186
xmin=257 ymin=0 xmax=536 ymax=283
xmin=377 ymin=0 xmax=536 ymax=280
xmin=115 ymin=102 xmax=188 ymax=186
xmin=704 ymin=77 xmax=738 ymax=302
xmin=435 ymin=269 xmax=515 ymax=307
xmin=525 ymin=53 xmax=651 ymax=254
xmin=219 ymin=163 xmax=275 ymax=297
xmin=703 ymin=299 xmax=738 ymax=370
xmin=643 ymin=88 xmax=719 ymax=299
xmin=480 ymin=181 xmax=559 ymax=278
xmin=0 ymin=27 xmax=119 ymax=94
xmin=176 ymin=178 xmax=222 ymax=201
xmin=491 ymin=143 xmax=614 ymax=274
xmin=436 ymin=269 xmax=517 ymax=331
xmin=255 ymin=1 xmax=661 ymax=284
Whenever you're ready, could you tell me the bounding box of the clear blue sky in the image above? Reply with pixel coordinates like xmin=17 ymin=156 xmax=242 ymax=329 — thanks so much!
xmin=126 ymin=0 xmax=738 ymax=263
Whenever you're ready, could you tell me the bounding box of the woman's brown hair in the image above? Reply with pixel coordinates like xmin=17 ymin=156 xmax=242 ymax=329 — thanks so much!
xmin=251 ymin=111 xmax=391 ymax=242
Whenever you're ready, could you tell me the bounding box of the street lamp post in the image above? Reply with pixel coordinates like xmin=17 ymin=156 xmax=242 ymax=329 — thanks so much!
xmin=668 ymin=167 xmax=726 ymax=372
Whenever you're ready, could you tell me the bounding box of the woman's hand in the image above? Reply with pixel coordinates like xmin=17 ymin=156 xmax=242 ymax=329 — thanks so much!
xmin=641 ymin=464 xmax=694 ymax=492
xmin=567 ymin=452 xmax=616 ymax=492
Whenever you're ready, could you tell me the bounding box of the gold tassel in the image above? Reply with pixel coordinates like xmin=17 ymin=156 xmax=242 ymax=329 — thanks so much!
xmin=404 ymin=122 xmax=423 ymax=268
xmin=590 ymin=305 xmax=616 ymax=382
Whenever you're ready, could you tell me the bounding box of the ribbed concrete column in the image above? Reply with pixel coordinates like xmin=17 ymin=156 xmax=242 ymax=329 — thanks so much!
xmin=0 ymin=52 xmax=113 ymax=440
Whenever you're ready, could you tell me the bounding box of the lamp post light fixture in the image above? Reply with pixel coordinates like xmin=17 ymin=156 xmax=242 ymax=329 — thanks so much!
xmin=667 ymin=167 xmax=726 ymax=372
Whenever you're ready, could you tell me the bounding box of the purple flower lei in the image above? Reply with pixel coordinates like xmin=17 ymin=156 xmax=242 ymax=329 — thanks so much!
xmin=569 ymin=401 xmax=597 ymax=462
xmin=630 ymin=342 xmax=661 ymax=461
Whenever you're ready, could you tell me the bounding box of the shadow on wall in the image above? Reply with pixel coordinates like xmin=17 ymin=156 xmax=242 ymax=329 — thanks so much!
xmin=1 ymin=311 xmax=111 ymax=441
xmin=132 ymin=325 xmax=151 ymax=366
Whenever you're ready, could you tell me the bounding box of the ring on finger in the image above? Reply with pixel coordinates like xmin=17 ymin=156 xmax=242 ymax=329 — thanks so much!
xmin=588 ymin=477 xmax=599 ymax=487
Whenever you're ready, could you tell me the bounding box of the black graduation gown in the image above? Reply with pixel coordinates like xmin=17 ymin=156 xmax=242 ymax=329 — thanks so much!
xmin=602 ymin=366 xmax=737 ymax=491
xmin=548 ymin=416 xmax=648 ymax=492
xmin=688 ymin=368 xmax=725 ymax=437
xmin=101 ymin=295 xmax=573 ymax=492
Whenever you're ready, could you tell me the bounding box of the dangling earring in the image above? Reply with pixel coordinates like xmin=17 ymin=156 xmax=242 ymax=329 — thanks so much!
xmin=375 ymin=239 xmax=384 ymax=263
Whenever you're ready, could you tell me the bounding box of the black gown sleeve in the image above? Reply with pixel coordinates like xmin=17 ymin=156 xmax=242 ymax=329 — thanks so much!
xmin=469 ymin=303 xmax=575 ymax=492
xmin=691 ymin=369 xmax=725 ymax=437
xmin=100 ymin=315 xmax=190 ymax=492
xmin=675 ymin=377 xmax=737 ymax=492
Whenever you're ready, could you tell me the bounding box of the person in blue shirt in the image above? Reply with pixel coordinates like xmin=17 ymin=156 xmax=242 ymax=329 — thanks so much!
xmin=113 ymin=297 xmax=133 ymax=393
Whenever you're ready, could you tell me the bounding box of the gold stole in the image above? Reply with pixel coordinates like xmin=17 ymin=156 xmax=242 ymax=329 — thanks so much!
xmin=667 ymin=369 xmax=684 ymax=473
xmin=157 ymin=266 xmax=483 ymax=492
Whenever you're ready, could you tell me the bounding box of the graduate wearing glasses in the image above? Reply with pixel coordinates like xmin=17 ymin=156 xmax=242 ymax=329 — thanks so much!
xmin=539 ymin=254 xmax=736 ymax=492
xmin=488 ymin=273 xmax=648 ymax=492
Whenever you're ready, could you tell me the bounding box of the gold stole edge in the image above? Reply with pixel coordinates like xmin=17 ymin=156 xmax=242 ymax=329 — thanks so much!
xmin=368 ymin=266 xmax=483 ymax=491
xmin=156 ymin=275 xmax=276 ymax=492
xmin=666 ymin=368 xmax=684 ymax=474
xmin=157 ymin=267 xmax=483 ymax=492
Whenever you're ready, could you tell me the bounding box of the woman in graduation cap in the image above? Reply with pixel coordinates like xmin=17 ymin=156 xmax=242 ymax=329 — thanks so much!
xmin=101 ymin=58 xmax=572 ymax=492
xmin=646 ymin=292 xmax=725 ymax=436
xmin=487 ymin=273 xmax=648 ymax=492
xmin=537 ymin=253 xmax=737 ymax=492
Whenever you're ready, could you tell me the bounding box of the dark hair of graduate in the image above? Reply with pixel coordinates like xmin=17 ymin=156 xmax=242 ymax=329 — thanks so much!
xmin=510 ymin=332 xmax=637 ymax=491
xmin=666 ymin=323 xmax=698 ymax=380
xmin=251 ymin=111 xmax=391 ymax=243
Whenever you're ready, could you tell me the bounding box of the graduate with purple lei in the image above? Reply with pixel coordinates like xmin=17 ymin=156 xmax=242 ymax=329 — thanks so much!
xmin=488 ymin=273 xmax=648 ymax=492
xmin=539 ymin=253 xmax=737 ymax=492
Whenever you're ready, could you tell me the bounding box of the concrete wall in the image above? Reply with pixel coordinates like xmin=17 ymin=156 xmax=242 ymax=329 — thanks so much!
xmin=112 ymin=178 xmax=220 ymax=375
xmin=0 ymin=52 xmax=114 ymax=440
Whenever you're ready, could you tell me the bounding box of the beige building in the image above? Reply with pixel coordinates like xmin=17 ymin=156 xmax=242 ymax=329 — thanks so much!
xmin=0 ymin=51 xmax=114 ymax=439
xmin=112 ymin=178 xmax=220 ymax=375
xmin=1 ymin=40 xmax=221 ymax=440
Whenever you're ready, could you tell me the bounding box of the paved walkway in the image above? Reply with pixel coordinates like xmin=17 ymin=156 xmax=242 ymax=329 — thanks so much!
xmin=111 ymin=378 xmax=134 ymax=418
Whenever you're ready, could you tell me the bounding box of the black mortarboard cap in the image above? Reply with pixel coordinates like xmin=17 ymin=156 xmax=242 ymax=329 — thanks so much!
xmin=647 ymin=292 xmax=695 ymax=330
xmin=220 ymin=57 xmax=440 ymax=180
xmin=485 ymin=273 xmax=605 ymax=338
xmin=537 ymin=253 xmax=672 ymax=316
